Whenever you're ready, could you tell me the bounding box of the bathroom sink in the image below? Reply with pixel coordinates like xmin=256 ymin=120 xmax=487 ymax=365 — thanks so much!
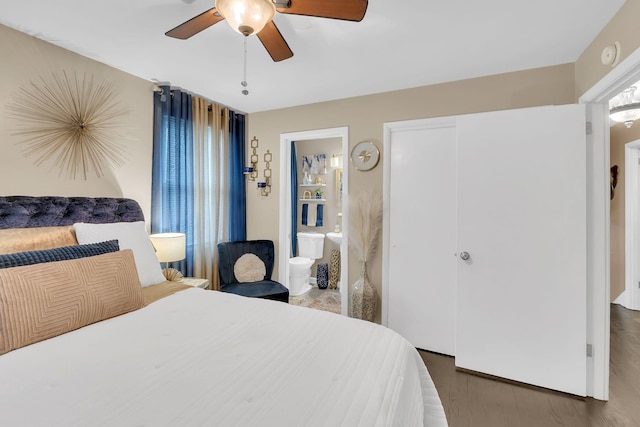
xmin=325 ymin=232 xmax=342 ymax=245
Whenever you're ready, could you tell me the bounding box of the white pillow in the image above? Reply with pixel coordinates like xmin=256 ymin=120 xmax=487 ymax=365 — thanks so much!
xmin=234 ymin=253 xmax=266 ymax=283
xmin=74 ymin=222 xmax=166 ymax=287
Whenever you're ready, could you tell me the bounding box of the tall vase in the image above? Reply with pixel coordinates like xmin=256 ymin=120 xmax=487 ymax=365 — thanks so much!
xmin=329 ymin=249 xmax=340 ymax=290
xmin=348 ymin=261 xmax=378 ymax=322
xmin=317 ymin=263 xmax=329 ymax=289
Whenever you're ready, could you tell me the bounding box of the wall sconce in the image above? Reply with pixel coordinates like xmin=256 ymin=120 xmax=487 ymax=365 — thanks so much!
xmin=245 ymin=136 xmax=272 ymax=197
xmin=149 ymin=232 xmax=186 ymax=281
xmin=330 ymin=154 xmax=343 ymax=168
xmin=244 ymin=137 xmax=259 ymax=181
xmin=258 ymin=149 xmax=272 ymax=196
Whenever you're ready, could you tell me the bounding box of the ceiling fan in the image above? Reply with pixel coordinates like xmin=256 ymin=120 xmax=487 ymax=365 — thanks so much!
xmin=165 ymin=0 xmax=368 ymax=62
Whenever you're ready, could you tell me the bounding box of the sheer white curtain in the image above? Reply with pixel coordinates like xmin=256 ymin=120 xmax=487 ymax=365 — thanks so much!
xmin=192 ymin=97 xmax=228 ymax=290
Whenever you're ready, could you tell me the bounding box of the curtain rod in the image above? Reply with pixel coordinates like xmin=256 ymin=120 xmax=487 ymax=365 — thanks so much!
xmin=152 ymin=83 xmax=247 ymax=115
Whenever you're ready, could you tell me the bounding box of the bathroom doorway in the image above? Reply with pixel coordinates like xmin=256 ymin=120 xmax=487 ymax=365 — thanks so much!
xmin=279 ymin=127 xmax=349 ymax=316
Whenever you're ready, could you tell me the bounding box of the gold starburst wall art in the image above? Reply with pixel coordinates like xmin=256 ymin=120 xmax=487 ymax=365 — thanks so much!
xmin=8 ymin=71 xmax=128 ymax=180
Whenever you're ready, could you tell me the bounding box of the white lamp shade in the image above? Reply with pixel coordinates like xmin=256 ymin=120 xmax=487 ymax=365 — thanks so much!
xmin=215 ymin=0 xmax=276 ymax=36
xmin=149 ymin=233 xmax=186 ymax=263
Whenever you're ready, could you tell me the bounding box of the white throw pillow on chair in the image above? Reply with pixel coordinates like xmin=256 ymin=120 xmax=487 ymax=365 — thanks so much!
xmin=234 ymin=253 xmax=266 ymax=283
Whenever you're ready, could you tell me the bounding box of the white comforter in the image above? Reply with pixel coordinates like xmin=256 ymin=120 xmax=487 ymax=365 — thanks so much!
xmin=0 ymin=289 xmax=447 ymax=426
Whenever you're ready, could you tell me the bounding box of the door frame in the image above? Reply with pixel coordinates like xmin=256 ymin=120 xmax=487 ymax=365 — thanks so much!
xmin=579 ymin=45 xmax=640 ymax=401
xmin=278 ymin=127 xmax=350 ymax=315
xmin=621 ymin=139 xmax=640 ymax=310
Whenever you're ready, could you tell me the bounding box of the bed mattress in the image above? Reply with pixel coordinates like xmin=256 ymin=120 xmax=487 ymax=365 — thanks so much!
xmin=0 ymin=288 xmax=447 ymax=426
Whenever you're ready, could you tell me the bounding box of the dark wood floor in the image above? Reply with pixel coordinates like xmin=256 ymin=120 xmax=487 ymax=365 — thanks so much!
xmin=419 ymin=304 xmax=640 ymax=427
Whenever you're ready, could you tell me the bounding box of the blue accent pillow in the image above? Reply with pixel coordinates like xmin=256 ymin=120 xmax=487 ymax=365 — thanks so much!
xmin=0 ymin=240 xmax=120 ymax=269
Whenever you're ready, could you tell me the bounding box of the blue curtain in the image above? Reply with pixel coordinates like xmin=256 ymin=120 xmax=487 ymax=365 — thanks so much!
xmin=151 ymin=86 xmax=195 ymax=276
xmin=228 ymin=110 xmax=247 ymax=241
xmin=291 ymin=141 xmax=298 ymax=256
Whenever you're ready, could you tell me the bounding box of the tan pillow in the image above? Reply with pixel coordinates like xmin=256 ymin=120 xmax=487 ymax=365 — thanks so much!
xmin=234 ymin=253 xmax=266 ymax=282
xmin=0 ymin=249 xmax=145 ymax=355
xmin=0 ymin=226 xmax=78 ymax=254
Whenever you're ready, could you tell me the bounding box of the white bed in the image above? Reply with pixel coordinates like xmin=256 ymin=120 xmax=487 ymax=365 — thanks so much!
xmin=0 ymin=196 xmax=447 ymax=426
xmin=0 ymin=288 xmax=446 ymax=426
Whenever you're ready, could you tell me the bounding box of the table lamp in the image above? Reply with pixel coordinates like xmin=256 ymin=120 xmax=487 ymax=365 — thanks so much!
xmin=149 ymin=232 xmax=186 ymax=281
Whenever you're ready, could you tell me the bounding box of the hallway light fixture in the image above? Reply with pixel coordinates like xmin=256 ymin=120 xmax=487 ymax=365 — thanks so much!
xmin=610 ymin=84 xmax=640 ymax=128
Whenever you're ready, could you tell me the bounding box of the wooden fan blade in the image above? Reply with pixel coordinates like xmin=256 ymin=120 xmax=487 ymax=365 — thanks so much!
xmin=277 ymin=0 xmax=368 ymax=22
xmin=257 ymin=21 xmax=294 ymax=62
xmin=165 ymin=8 xmax=225 ymax=39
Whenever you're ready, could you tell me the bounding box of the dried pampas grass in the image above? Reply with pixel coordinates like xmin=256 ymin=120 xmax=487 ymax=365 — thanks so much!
xmin=349 ymin=189 xmax=383 ymax=263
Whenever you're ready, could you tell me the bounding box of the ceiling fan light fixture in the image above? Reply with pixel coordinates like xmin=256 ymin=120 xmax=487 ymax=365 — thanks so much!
xmin=215 ymin=0 xmax=276 ymax=36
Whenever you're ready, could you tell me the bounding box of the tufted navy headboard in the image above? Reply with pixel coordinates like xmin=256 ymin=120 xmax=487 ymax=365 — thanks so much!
xmin=0 ymin=196 xmax=145 ymax=229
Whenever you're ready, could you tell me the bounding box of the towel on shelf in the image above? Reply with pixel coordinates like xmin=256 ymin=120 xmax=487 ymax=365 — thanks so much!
xmin=308 ymin=203 xmax=317 ymax=227
xmin=316 ymin=204 xmax=324 ymax=227
xmin=301 ymin=203 xmax=308 ymax=226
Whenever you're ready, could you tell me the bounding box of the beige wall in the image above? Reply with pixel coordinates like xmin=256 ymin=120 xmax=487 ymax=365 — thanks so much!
xmin=249 ymin=0 xmax=640 ymax=322
xmin=6 ymin=0 xmax=638 ymax=319
xmin=0 ymin=24 xmax=155 ymax=221
xmin=247 ymin=63 xmax=576 ymax=321
xmin=575 ymin=0 xmax=640 ymax=98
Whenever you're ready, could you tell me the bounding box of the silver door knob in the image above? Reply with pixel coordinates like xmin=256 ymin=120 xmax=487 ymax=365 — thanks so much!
xmin=459 ymin=251 xmax=470 ymax=260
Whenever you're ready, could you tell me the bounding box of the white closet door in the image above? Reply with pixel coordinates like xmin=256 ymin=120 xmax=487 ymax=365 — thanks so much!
xmin=455 ymin=104 xmax=587 ymax=396
xmin=387 ymin=119 xmax=457 ymax=356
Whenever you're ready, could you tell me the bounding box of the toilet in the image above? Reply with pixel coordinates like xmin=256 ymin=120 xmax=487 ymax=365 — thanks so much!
xmin=289 ymin=232 xmax=325 ymax=296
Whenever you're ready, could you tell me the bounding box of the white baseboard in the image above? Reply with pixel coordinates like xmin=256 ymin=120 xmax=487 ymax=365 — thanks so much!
xmin=613 ymin=290 xmax=627 ymax=307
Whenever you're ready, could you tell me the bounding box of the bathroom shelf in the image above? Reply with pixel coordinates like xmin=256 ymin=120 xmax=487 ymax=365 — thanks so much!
xmin=299 ymin=184 xmax=326 ymax=187
xmin=299 ymin=199 xmax=326 ymax=202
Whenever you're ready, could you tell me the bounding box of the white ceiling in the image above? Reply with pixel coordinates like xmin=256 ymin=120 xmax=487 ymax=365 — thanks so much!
xmin=0 ymin=0 xmax=626 ymax=113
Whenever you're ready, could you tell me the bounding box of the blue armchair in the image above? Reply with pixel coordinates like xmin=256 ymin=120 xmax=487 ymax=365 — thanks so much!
xmin=217 ymin=240 xmax=289 ymax=303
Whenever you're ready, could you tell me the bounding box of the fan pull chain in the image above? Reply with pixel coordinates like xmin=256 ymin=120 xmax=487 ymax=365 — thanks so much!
xmin=241 ymin=36 xmax=249 ymax=96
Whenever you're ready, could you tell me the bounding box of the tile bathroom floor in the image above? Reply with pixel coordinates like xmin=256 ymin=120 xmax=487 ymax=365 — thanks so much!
xmin=289 ymin=287 xmax=341 ymax=314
